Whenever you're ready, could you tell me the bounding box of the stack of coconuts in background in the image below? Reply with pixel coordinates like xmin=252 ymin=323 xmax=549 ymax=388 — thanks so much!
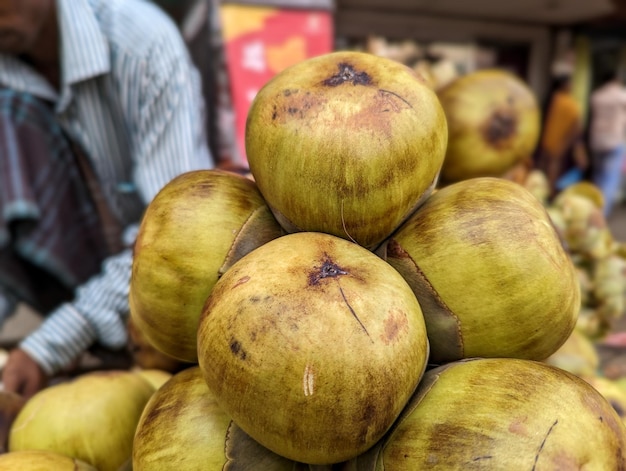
xmin=2 ymin=51 xmax=626 ymax=470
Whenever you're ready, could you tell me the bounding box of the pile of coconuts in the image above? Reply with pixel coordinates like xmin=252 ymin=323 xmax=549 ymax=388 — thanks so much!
xmin=5 ymin=370 xmax=158 ymax=470
xmin=120 ymin=51 xmax=626 ymax=470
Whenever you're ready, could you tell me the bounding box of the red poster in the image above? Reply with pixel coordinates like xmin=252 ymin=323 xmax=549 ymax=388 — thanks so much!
xmin=220 ymin=5 xmax=333 ymax=166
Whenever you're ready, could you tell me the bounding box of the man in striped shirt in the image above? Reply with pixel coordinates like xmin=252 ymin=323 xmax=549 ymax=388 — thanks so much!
xmin=0 ymin=0 xmax=213 ymax=397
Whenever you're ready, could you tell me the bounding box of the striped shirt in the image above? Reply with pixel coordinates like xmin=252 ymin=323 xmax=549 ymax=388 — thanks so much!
xmin=0 ymin=0 xmax=213 ymax=374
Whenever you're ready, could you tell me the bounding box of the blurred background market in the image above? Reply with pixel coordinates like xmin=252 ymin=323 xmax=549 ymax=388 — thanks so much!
xmin=5 ymin=0 xmax=626 ymax=411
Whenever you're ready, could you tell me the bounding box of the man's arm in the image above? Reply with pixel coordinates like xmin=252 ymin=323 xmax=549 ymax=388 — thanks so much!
xmin=19 ymin=248 xmax=133 ymax=375
xmin=3 ymin=23 xmax=212 ymax=396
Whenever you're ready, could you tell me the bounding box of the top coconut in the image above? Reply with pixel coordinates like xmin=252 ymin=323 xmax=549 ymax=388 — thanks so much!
xmin=245 ymin=51 xmax=448 ymax=250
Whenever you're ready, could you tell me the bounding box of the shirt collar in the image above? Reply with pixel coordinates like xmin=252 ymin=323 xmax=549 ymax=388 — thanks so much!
xmin=55 ymin=0 xmax=110 ymax=111
xmin=57 ymin=0 xmax=110 ymax=85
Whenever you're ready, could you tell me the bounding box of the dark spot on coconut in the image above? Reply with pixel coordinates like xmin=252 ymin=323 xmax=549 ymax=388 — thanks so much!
xmin=283 ymin=89 xmax=297 ymax=96
xmin=230 ymin=339 xmax=247 ymax=360
xmin=381 ymin=309 xmax=408 ymax=345
xmin=249 ymin=295 xmax=261 ymax=303
xmin=269 ymin=89 xmax=326 ymax=124
xmin=482 ymin=109 xmax=517 ymax=149
xmin=473 ymin=456 xmax=493 ymax=461
xmin=273 ymin=98 xmax=315 ymax=121
xmin=323 ymin=62 xmax=373 ymax=87
xmin=308 ymin=258 xmax=348 ymax=285
xmin=306 ymin=255 xmax=371 ymax=337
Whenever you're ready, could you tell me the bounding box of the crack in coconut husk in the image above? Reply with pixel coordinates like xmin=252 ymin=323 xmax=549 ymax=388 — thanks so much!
xmin=382 ymin=239 xmax=464 ymax=364
xmin=219 ymin=205 xmax=285 ymax=277
xmin=341 ymin=363 xmax=451 ymax=470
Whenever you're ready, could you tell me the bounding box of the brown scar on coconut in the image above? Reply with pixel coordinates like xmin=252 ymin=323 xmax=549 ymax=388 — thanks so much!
xmin=307 ymin=256 xmax=371 ymax=338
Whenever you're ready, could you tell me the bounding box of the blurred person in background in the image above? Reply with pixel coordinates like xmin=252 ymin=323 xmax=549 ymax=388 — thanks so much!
xmin=0 ymin=0 xmax=213 ymax=397
xmin=589 ymin=70 xmax=626 ymax=217
xmin=535 ymin=73 xmax=588 ymax=200
xmin=153 ymin=0 xmax=247 ymax=174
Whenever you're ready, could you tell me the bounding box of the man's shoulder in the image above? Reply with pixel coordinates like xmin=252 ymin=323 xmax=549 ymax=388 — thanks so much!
xmin=87 ymin=0 xmax=186 ymax=58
